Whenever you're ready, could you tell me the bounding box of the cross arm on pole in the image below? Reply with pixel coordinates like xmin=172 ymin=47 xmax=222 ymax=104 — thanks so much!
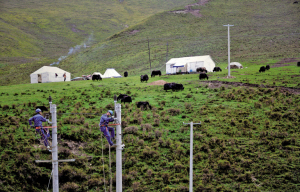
xmin=223 ymin=24 xmax=234 ymax=27
xmin=35 ymin=159 xmax=76 ymax=163
xmin=183 ymin=122 xmax=201 ymax=125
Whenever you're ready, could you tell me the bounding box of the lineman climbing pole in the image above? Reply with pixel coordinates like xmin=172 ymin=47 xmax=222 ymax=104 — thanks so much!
xmin=35 ymin=96 xmax=75 ymax=192
xmin=183 ymin=121 xmax=201 ymax=192
xmin=114 ymin=95 xmax=125 ymax=192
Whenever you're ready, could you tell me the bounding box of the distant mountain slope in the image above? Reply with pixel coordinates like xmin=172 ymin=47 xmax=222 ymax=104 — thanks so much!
xmin=0 ymin=0 xmax=194 ymax=76
xmin=0 ymin=0 xmax=299 ymax=85
xmin=57 ymin=0 xmax=300 ymax=77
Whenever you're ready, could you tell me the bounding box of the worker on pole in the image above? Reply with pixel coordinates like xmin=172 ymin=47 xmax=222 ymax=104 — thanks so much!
xmin=29 ymin=108 xmax=51 ymax=151
xmin=99 ymin=110 xmax=115 ymax=146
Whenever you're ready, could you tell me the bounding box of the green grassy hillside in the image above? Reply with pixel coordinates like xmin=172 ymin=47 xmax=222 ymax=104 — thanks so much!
xmin=1 ymin=0 xmax=299 ymax=86
xmin=57 ymin=0 xmax=300 ymax=77
xmin=0 ymin=64 xmax=300 ymax=191
xmin=0 ymin=0 xmax=194 ymax=85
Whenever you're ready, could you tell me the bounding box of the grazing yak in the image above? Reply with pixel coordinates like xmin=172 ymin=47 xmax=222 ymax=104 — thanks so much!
xmin=297 ymin=62 xmax=300 ymax=67
xmin=117 ymin=94 xmax=129 ymax=101
xmin=124 ymin=71 xmax=128 ymax=77
xmin=151 ymin=70 xmax=161 ymax=77
xmin=199 ymin=73 xmax=209 ymax=80
xmin=120 ymin=96 xmax=132 ymax=104
xmin=196 ymin=67 xmax=207 ymax=73
xmin=259 ymin=66 xmax=266 ymax=72
xmin=92 ymin=74 xmax=102 ymax=81
xmin=266 ymin=65 xmax=270 ymax=70
xmin=140 ymin=74 xmax=149 ymax=83
xmin=136 ymin=102 xmax=152 ymax=110
xmin=164 ymin=83 xmax=184 ymax=91
xmin=213 ymin=67 xmax=222 ymax=72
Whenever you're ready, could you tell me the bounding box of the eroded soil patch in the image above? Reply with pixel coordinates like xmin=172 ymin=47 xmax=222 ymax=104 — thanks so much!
xmin=272 ymin=58 xmax=300 ymax=68
xmin=201 ymin=80 xmax=300 ymax=94
xmin=169 ymin=0 xmax=210 ymax=17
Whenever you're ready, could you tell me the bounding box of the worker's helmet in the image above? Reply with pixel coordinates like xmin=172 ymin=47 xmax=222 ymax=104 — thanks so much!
xmin=36 ymin=108 xmax=42 ymax=113
xmin=108 ymin=110 xmax=113 ymax=116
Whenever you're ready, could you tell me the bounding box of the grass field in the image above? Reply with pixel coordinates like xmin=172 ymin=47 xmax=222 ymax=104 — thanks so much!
xmin=0 ymin=64 xmax=300 ymax=191
xmin=0 ymin=0 xmax=300 ymax=191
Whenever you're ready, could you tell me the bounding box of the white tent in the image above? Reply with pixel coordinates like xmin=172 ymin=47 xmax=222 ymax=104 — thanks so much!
xmin=166 ymin=55 xmax=216 ymax=74
xmin=102 ymin=68 xmax=122 ymax=78
xmin=30 ymin=66 xmax=71 ymax=83
xmin=226 ymin=62 xmax=243 ymax=69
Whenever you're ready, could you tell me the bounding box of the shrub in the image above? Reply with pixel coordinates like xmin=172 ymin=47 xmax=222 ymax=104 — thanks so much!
xmin=141 ymin=124 xmax=152 ymax=131
xmin=218 ymin=160 xmax=231 ymax=170
xmin=155 ymin=129 xmax=162 ymax=138
xmin=153 ymin=118 xmax=160 ymax=126
xmin=138 ymin=139 xmax=144 ymax=146
xmin=254 ymin=102 xmax=261 ymax=109
xmin=152 ymin=113 xmax=159 ymax=118
xmin=163 ymin=115 xmax=170 ymax=122
xmin=105 ymin=103 xmax=113 ymax=109
xmin=270 ymin=112 xmax=282 ymax=120
xmin=132 ymin=181 xmax=140 ymax=191
xmin=168 ymin=108 xmax=181 ymax=116
xmin=61 ymin=182 xmax=79 ymax=191
xmin=2 ymin=105 xmax=9 ymax=110
xmin=124 ymin=126 xmax=138 ymax=134
xmin=184 ymin=103 xmax=192 ymax=111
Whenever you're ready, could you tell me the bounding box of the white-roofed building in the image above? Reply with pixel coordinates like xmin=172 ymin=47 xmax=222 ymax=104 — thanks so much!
xmin=166 ymin=55 xmax=216 ymax=74
xmin=226 ymin=62 xmax=243 ymax=69
xmin=30 ymin=66 xmax=71 ymax=83
xmin=102 ymin=68 xmax=122 ymax=78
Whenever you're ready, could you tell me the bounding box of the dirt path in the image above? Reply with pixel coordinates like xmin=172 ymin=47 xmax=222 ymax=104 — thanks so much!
xmin=200 ymin=80 xmax=300 ymax=94
xmin=169 ymin=0 xmax=210 ymax=17
xmin=272 ymin=58 xmax=300 ymax=68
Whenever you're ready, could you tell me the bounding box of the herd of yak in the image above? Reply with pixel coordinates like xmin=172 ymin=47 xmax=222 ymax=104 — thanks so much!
xmin=91 ymin=64 xmax=272 ymax=109
xmin=91 ymin=65 xmax=271 ymax=82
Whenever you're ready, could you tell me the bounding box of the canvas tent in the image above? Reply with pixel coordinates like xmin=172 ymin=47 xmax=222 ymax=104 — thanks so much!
xmin=30 ymin=66 xmax=71 ymax=83
xmin=102 ymin=68 xmax=122 ymax=78
xmin=166 ymin=55 xmax=216 ymax=74
xmin=226 ymin=62 xmax=243 ymax=69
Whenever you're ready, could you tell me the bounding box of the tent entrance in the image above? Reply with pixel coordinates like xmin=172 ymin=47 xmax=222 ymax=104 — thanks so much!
xmin=38 ymin=74 xmax=42 ymax=83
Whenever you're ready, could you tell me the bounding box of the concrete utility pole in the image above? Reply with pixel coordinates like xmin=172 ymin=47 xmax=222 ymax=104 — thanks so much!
xmin=183 ymin=121 xmax=201 ymax=192
xmin=223 ymin=24 xmax=234 ymax=77
xmin=166 ymin=41 xmax=169 ymax=63
xmin=35 ymin=96 xmax=75 ymax=192
xmin=114 ymin=95 xmax=125 ymax=192
xmin=147 ymin=37 xmax=151 ymax=74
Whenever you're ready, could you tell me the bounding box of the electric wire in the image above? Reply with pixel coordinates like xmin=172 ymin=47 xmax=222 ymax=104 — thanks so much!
xmin=101 ymin=135 xmax=107 ymax=192
xmin=47 ymin=170 xmax=53 ymax=191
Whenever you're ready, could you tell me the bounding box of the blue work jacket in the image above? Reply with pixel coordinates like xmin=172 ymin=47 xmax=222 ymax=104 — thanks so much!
xmin=29 ymin=114 xmax=47 ymax=127
xmin=99 ymin=114 xmax=114 ymax=128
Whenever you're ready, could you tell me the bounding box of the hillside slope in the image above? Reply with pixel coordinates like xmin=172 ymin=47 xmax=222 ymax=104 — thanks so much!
xmin=57 ymin=0 xmax=300 ymax=77
xmin=0 ymin=65 xmax=300 ymax=191
xmin=0 ymin=0 xmax=195 ymax=85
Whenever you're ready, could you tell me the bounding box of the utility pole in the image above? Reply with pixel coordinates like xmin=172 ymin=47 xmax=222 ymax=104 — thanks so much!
xmin=166 ymin=41 xmax=169 ymax=63
xmin=114 ymin=95 xmax=125 ymax=192
xmin=35 ymin=96 xmax=75 ymax=192
xmin=183 ymin=121 xmax=201 ymax=192
xmin=147 ymin=37 xmax=151 ymax=74
xmin=223 ymin=24 xmax=234 ymax=77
